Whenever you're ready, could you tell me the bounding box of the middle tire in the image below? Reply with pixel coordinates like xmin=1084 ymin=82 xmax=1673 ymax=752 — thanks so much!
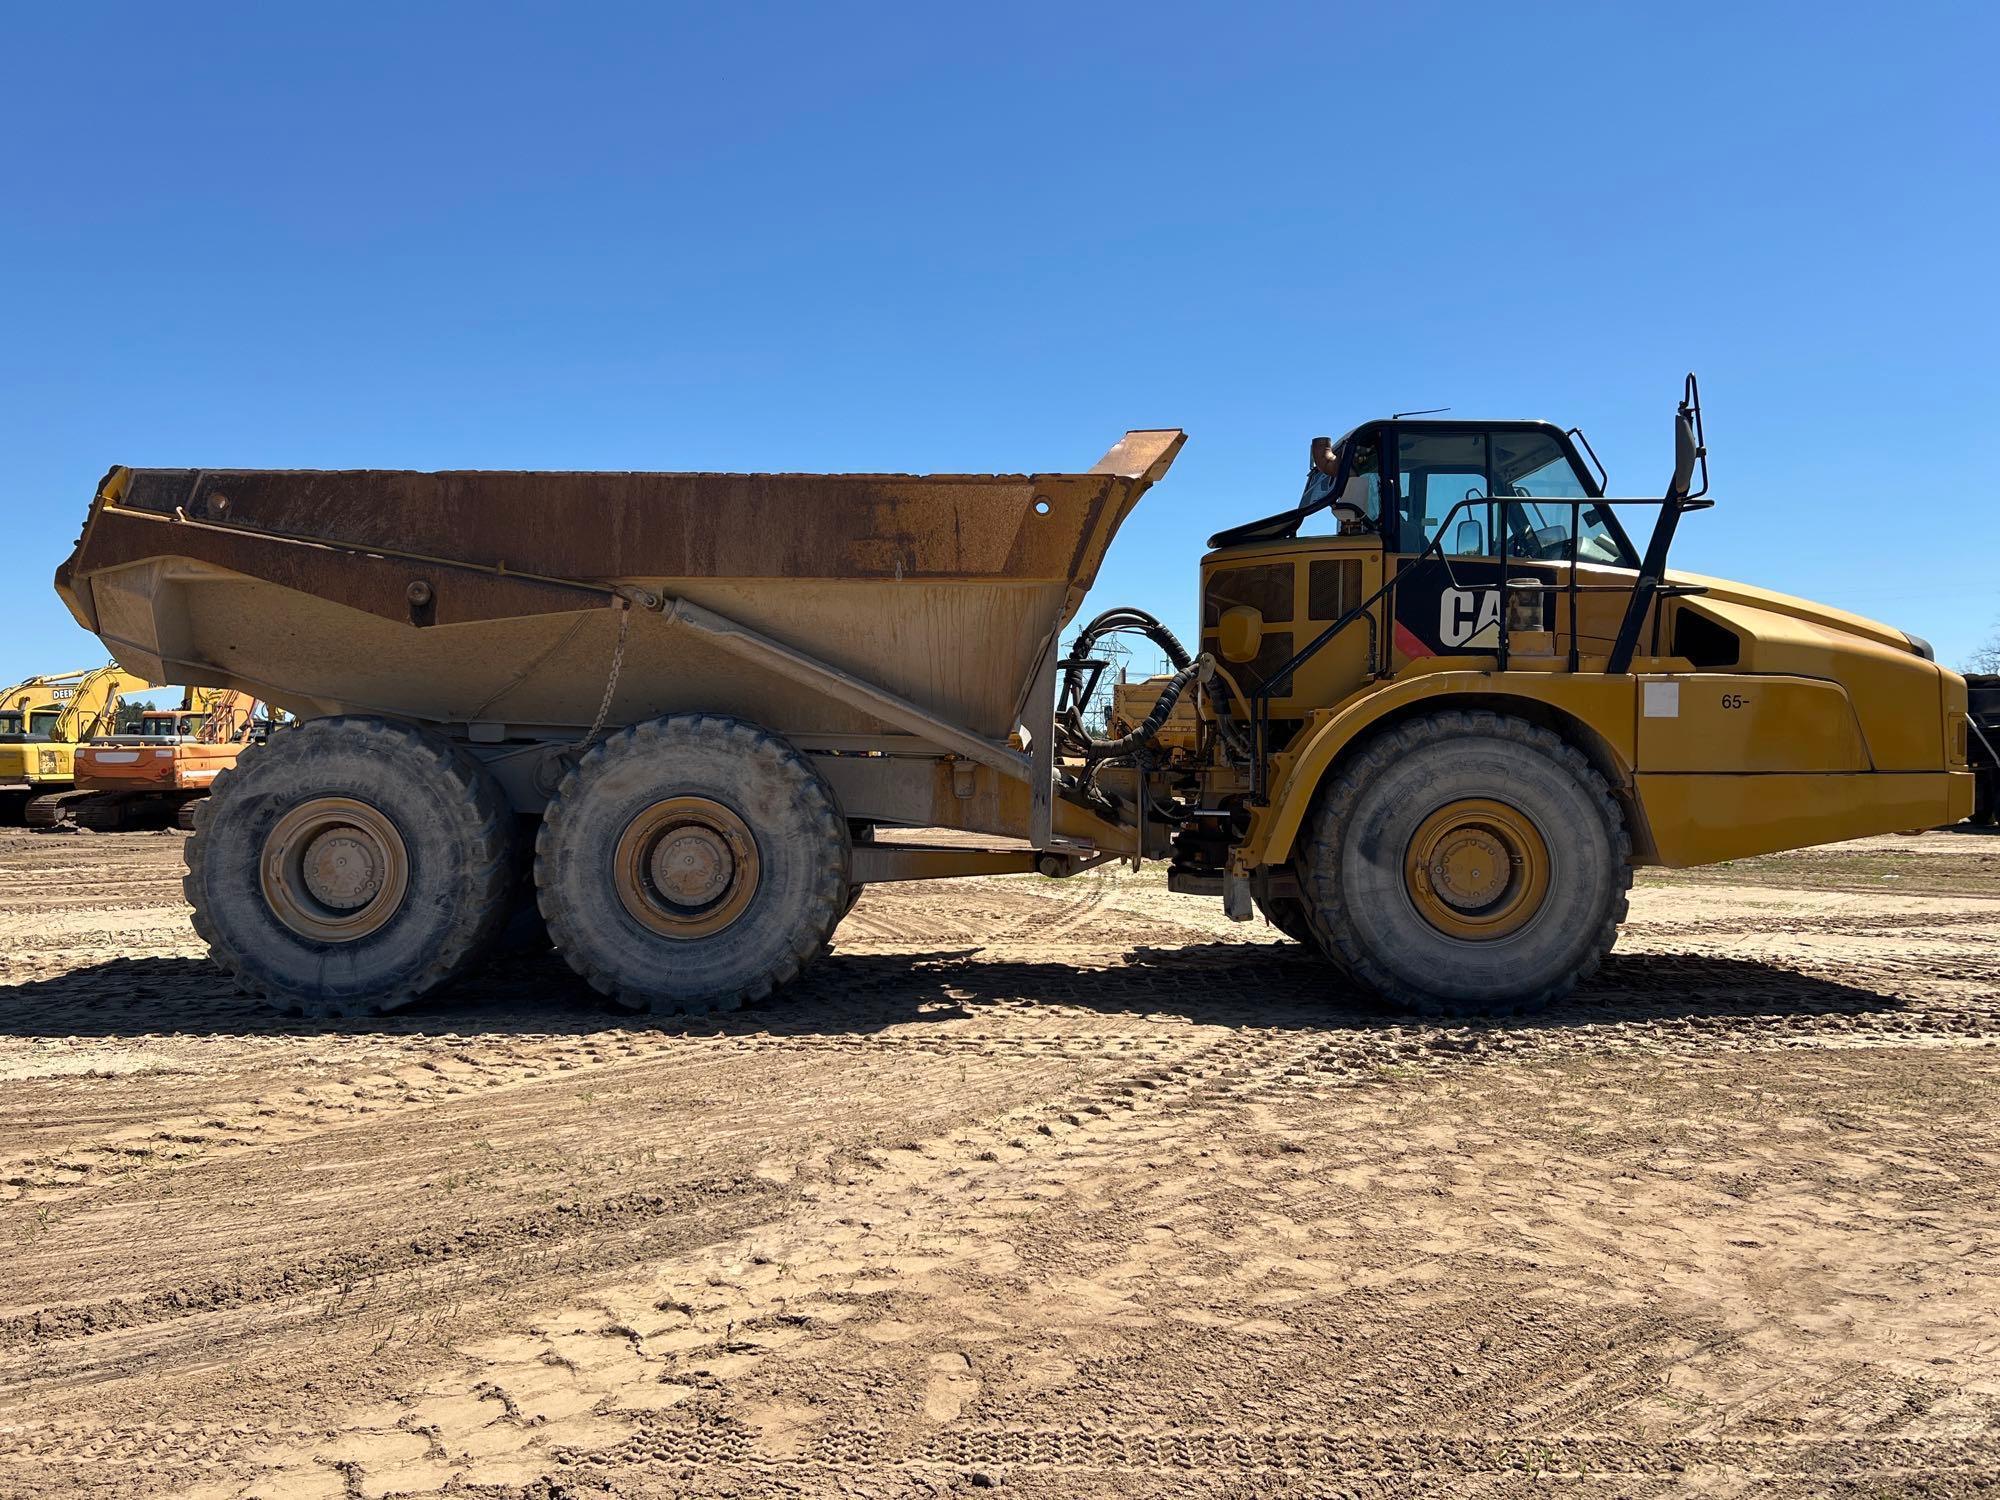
xmin=535 ymin=714 xmax=849 ymax=1013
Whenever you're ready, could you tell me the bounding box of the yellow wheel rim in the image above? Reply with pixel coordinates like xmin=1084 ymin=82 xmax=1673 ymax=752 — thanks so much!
xmin=613 ymin=796 xmax=760 ymax=940
xmin=260 ymin=797 xmax=410 ymax=942
xmin=1403 ymin=798 xmax=1550 ymax=941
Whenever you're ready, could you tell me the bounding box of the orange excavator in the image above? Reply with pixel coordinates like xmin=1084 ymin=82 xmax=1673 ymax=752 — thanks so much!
xmin=48 ymin=687 xmax=273 ymax=830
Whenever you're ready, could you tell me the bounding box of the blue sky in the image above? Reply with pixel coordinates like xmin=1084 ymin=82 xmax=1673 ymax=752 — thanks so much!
xmin=4 ymin=2 xmax=1996 ymax=698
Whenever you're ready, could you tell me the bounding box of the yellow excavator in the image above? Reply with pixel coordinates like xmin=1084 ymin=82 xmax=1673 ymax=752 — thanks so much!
xmin=0 ymin=664 xmax=152 ymax=821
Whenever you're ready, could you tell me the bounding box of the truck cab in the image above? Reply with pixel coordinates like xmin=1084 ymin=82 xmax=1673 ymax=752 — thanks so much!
xmin=1175 ymin=390 xmax=1970 ymax=885
xmin=1199 ymin=418 xmax=1643 ymax=736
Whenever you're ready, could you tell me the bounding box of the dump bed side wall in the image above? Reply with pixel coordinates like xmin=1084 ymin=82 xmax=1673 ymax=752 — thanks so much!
xmin=58 ymin=440 xmax=1183 ymax=740
xmin=109 ymin=468 xmax=1126 ymax=589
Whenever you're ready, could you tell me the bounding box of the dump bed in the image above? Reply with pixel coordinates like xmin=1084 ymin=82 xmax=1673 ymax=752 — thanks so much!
xmin=56 ymin=432 xmax=1184 ymax=741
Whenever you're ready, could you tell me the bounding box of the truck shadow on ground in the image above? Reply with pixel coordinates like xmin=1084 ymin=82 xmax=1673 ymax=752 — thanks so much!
xmin=0 ymin=941 xmax=1916 ymax=1042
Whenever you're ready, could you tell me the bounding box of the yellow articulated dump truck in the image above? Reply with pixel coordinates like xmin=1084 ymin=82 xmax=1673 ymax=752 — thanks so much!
xmin=0 ymin=664 xmax=150 ymax=821
xmin=53 ymin=377 xmax=1974 ymax=1018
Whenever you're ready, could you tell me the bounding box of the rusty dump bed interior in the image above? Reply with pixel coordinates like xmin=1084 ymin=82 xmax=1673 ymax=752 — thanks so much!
xmin=56 ymin=431 xmax=1184 ymax=740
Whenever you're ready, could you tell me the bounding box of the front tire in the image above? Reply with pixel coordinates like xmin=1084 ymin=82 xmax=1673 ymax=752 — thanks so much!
xmin=1255 ymin=892 xmax=1320 ymax=949
xmin=1298 ymin=710 xmax=1629 ymax=1015
xmin=185 ymin=717 xmax=517 ymax=1017
xmin=534 ymin=714 xmax=848 ymax=1014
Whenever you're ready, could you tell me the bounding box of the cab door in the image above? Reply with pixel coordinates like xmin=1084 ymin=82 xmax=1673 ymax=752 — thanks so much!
xmin=1387 ymin=426 xmax=1584 ymax=666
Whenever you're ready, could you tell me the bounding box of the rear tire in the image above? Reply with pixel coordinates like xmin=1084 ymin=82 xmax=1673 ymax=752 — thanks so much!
xmin=534 ymin=714 xmax=848 ymax=1014
xmin=1298 ymin=710 xmax=1629 ymax=1016
xmin=185 ymin=717 xmax=517 ymax=1017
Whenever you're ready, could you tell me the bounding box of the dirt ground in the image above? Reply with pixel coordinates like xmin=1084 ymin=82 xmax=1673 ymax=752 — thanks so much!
xmin=0 ymin=828 xmax=1996 ymax=1499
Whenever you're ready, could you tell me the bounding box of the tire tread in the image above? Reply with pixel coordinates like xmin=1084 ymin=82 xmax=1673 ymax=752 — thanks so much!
xmin=533 ymin=714 xmax=847 ymax=1016
xmin=1298 ymin=709 xmax=1631 ymax=1017
xmin=185 ymin=718 xmax=516 ymax=1017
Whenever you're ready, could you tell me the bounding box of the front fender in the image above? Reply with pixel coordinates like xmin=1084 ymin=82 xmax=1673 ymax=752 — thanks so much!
xmin=1242 ymin=670 xmax=1641 ymax=867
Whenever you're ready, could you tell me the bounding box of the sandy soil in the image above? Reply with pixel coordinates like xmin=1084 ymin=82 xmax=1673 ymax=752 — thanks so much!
xmin=0 ymin=826 xmax=1995 ymax=1499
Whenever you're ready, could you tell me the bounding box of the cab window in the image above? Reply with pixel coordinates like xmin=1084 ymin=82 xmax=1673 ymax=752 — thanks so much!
xmin=1396 ymin=430 xmax=1495 ymax=555
xmin=1396 ymin=428 xmax=1634 ymax=566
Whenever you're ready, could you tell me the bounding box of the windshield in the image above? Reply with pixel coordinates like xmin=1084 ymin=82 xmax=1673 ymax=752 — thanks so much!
xmin=1494 ymin=443 xmax=1630 ymax=564
xmin=0 ymin=712 xmax=20 ymax=736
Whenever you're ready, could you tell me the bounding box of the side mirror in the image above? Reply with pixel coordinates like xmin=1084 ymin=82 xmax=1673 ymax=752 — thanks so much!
xmin=1454 ymin=519 xmax=1484 ymax=556
xmin=1218 ymin=605 xmax=1265 ymax=664
xmin=1670 ymin=411 xmax=1698 ymax=500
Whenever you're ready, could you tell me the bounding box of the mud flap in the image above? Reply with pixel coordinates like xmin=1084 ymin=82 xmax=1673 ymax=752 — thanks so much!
xmin=1224 ymin=871 xmax=1254 ymax=922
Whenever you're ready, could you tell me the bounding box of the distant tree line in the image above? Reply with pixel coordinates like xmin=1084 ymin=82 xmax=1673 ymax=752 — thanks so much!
xmin=1972 ymin=622 xmax=2000 ymax=676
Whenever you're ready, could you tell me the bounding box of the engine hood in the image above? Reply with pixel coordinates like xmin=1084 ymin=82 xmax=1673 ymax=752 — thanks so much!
xmin=1665 ymin=570 xmax=1923 ymax=656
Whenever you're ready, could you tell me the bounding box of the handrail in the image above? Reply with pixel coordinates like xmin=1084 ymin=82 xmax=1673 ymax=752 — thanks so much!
xmin=1240 ymin=489 xmax=1703 ymax=802
xmin=1234 ymin=375 xmax=1711 ymax=801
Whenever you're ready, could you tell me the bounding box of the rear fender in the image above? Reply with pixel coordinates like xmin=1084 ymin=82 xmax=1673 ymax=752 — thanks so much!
xmin=1246 ymin=671 xmax=1644 ymax=867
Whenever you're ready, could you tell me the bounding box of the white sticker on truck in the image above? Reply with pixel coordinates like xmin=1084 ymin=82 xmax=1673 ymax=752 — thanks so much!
xmin=1643 ymin=681 xmax=1680 ymax=718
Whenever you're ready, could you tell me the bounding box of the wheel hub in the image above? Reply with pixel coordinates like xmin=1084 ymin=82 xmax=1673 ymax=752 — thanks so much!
xmin=1429 ymin=828 xmax=1510 ymax=909
xmin=301 ymin=831 xmax=384 ymax=910
xmin=1404 ymin=798 xmax=1551 ymax=941
xmin=615 ymin=796 xmax=760 ymax=939
xmin=260 ymin=798 xmax=410 ymax=942
xmin=650 ymin=827 xmax=735 ymax=907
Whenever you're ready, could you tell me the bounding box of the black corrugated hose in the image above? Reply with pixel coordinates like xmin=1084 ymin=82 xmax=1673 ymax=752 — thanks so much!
xmin=1057 ymin=606 xmax=1212 ymax=760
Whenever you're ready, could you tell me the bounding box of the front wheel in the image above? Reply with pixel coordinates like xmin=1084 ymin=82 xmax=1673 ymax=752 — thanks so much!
xmin=1254 ymin=892 xmax=1320 ymax=950
xmin=1298 ymin=710 xmax=1630 ymax=1015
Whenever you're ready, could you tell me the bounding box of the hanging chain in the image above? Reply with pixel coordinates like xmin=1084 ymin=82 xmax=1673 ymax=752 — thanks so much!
xmin=579 ymin=597 xmax=632 ymax=749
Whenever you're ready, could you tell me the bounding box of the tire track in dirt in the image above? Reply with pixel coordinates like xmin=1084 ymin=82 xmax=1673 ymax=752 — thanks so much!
xmin=0 ymin=950 xmax=1247 ymax=1492
xmin=119 ymin=1032 xmax=2000 ymax=1498
xmin=2 ymin=1016 xmax=1327 ymax=1494
xmin=2 ymin=831 xmax=1997 ymax=1497
xmin=1630 ymin=905 xmax=2000 ymax=940
xmin=0 ymin=1020 xmax=1195 ymax=1340
xmin=8 ymin=1423 xmax=1991 ymax=1496
xmin=172 ymin=985 xmax=1968 ymax=1493
xmin=0 ymin=1001 xmax=1228 ymax=1207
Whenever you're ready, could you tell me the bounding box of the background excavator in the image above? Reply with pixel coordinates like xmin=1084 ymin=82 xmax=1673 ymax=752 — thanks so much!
xmin=0 ymin=664 xmax=151 ymax=821
xmin=53 ymin=686 xmax=274 ymax=830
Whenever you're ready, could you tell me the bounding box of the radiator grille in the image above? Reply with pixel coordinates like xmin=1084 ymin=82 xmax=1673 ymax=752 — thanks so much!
xmin=1307 ymin=558 xmax=1361 ymax=619
xmin=1203 ymin=564 xmax=1294 ymax=626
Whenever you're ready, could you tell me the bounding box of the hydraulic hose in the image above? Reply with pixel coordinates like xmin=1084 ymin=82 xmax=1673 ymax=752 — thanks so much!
xmin=1068 ymin=607 xmax=1192 ymax=673
xmin=1053 ymin=605 xmax=1275 ymax=766
xmin=1077 ymin=659 xmax=1200 ymax=760
xmin=1056 ymin=606 xmax=1197 ymax=758
xmin=1201 ymin=661 xmax=1254 ymax=763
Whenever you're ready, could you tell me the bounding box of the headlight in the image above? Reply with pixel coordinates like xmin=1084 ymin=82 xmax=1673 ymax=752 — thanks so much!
xmin=1905 ymin=633 xmax=1934 ymax=661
